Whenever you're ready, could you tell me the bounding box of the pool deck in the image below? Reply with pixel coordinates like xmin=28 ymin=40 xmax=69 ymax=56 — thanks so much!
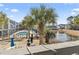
xmin=0 ymin=40 xmax=79 ymax=55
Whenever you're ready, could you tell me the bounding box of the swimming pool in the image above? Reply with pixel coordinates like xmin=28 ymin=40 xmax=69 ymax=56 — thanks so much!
xmin=17 ymin=32 xmax=28 ymax=36
xmin=10 ymin=30 xmax=37 ymax=38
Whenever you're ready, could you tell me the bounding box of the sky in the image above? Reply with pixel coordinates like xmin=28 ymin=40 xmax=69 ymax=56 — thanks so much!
xmin=0 ymin=3 xmax=79 ymax=24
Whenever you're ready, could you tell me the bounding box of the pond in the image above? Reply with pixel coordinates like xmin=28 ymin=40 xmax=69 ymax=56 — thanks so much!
xmin=55 ymin=32 xmax=79 ymax=42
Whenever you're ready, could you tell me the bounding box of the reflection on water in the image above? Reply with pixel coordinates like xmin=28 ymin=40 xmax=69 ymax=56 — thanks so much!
xmin=56 ymin=32 xmax=69 ymax=42
xmin=55 ymin=32 xmax=79 ymax=42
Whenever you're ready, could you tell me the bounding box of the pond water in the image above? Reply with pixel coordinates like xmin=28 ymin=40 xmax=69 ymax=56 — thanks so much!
xmin=55 ymin=32 xmax=79 ymax=42
xmin=1 ymin=31 xmax=79 ymax=45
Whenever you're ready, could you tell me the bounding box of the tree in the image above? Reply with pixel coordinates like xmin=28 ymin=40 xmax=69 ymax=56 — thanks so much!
xmin=67 ymin=16 xmax=74 ymax=29
xmin=31 ymin=5 xmax=57 ymax=44
xmin=67 ymin=16 xmax=74 ymax=24
xmin=73 ymin=15 xmax=79 ymax=30
xmin=21 ymin=5 xmax=57 ymax=44
xmin=0 ymin=11 xmax=8 ymax=40
xmin=21 ymin=16 xmax=36 ymax=30
xmin=67 ymin=15 xmax=79 ymax=30
xmin=74 ymin=15 xmax=79 ymax=24
xmin=21 ymin=16 xmax=36 ymax=38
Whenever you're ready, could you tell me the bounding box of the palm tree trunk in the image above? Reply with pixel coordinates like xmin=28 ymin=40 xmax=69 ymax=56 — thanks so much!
xmin=39 ymin=35 xmax=44 ymax=44
xmin=38 ymin=22 xmax=45 ymax=45
xmin=27 ymin=28 xmax=30 ymax=39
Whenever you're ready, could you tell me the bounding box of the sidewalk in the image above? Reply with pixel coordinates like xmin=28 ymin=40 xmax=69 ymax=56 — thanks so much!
xmin=27 ymin=40 xmax=79 ymax=55
xmin=0 ymin=40 xmax=79 ymax=55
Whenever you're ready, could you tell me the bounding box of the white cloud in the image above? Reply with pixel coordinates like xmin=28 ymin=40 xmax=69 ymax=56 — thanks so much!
xmin=71 ymin=8 xmax=79 ymax=16
xmin=71 ymin=12 xmax=75 ymax=15
xmin=0 ymin=4 xmax=4 ymax=7
xmin=11 ymin=9 xmax=19 ymax=13
xmin=72 ymin=8 xmax=79 ymax=12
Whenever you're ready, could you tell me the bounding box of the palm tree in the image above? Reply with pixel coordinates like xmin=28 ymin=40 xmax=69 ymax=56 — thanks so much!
xmin=22 ymin=16 xmax=35 ymax=30
xmin=21 ymin=16 xmax=36 ymax=38
xmin=21 ymin=5 xmax=57 ymax=44
xmin=0 ymin=11 xmax=8 ymax=40
xmin=31 ymin=5 xmax=57 ymax=44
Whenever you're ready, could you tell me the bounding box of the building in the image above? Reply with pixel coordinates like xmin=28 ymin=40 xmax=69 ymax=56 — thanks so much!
xmin=0 ymin=19 xmax=19 ymax=36
xmin=46 ymin=23 xmax=58 ymax=30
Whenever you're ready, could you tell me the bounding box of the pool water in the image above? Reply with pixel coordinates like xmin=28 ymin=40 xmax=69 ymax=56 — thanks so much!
xmin=10 ymin=30 xmax=37 ymax=38
xmin=17 ymin=32 xmax=28 ymax=36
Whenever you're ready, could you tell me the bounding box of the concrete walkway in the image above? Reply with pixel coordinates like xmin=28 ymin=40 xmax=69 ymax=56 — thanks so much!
xmin=28 ymin=40 xmax=79 ymax=55
xmin=0 ymin=44 xmax=30 ymax=55
xmin=0 ymin=40 xmax=79 ymax=55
